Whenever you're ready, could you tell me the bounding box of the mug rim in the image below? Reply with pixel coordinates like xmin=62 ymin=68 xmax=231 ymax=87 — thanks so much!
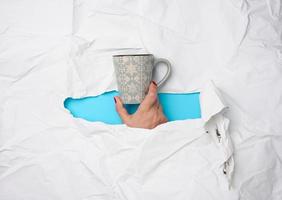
xmin=113 ymin=53 xmax=153 ymax=57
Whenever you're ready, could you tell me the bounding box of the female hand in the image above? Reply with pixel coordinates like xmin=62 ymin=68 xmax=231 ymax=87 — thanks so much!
xmin=114 ymin=81 xmax=168 ymax=129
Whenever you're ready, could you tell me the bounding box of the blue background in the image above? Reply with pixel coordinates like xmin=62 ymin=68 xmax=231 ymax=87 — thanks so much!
xmin=64 ymin=91 xmax=201 ymax=124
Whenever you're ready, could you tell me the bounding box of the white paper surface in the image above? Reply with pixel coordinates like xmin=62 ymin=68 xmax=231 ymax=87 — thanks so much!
xmin=0 ymin=0 xmax=281 ymax=199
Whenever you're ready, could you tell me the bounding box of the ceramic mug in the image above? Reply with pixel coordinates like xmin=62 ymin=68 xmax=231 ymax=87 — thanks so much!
xmin=113 ymin=54 xmax=171 ymax=104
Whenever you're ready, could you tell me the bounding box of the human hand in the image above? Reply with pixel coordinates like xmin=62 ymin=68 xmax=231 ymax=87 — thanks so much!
xmin=114 ymin=81 xmax=168 ymax=129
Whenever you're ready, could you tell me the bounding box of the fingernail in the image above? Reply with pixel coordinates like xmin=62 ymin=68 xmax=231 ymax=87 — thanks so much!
xmin=114 ymin=97 xmax=117 ymax=104
xmin=152 ymin=81 xmax=157 ymax=86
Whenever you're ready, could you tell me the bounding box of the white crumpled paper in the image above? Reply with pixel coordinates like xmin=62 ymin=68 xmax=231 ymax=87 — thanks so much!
xmin=0 ymin=0 xmax=281 ymax=199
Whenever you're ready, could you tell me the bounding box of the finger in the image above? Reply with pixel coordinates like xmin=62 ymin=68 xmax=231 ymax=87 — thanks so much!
xmin=114 ymin=96 xmax=130 ymax=123
xmin=139 ymin=81 xmax=158 ymax=111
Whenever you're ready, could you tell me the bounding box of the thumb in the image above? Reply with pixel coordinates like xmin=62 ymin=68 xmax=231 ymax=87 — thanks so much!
xmin=114 ymin=96 xmax=130 ymax=123
xmin=139 ymin=81 xmax=158 ymax=111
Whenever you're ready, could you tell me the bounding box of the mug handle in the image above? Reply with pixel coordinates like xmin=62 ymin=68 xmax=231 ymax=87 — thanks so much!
xmin=153 ymin=58 xmax=171 ymax=87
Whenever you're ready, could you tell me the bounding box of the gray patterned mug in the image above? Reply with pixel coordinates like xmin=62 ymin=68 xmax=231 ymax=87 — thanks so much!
xmin=113 ymin=54 xmax=171 ymax=104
